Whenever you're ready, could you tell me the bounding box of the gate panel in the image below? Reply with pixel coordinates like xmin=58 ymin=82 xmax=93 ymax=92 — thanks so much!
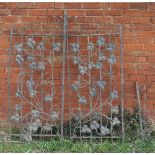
xmin=7 ymin=11 xmax=124 ymax=141
xmin=66 ymin=23 xmax=124 ymax=140
xmin=8 ymin=19 xmax=64 ymax=141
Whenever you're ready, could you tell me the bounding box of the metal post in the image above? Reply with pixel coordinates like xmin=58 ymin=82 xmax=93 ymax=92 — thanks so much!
xmin=8 ymin=29 xmax=13 ymax=137
xmin=120 ymin=25 xmax=125 ymax=141
xmin=61 ymin=10 xmax=68 ymax=138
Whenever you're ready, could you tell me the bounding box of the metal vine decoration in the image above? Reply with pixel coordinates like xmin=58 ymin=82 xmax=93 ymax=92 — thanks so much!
xmin=10 ymin=36 xmax=63 ymax=141
xmin=8 ymin=12 xmax=124 ymax=141
xmin=67 ymin=28 xmax=124 ymax=140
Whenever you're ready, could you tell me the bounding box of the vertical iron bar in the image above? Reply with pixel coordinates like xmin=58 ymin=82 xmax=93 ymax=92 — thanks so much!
xmin=120 ymin=25 xmax=125 ymax=141
xmin=61 ymin=10 xmax=68 ymax=139
xmin=99 ymin=45 xmax=103 ymax=143
xmin=19 ymin=36 xmax=24 ymax=138
xmin=40 ymin=37 xmax=44 ymax=141
xmin=88 ymin=36 xmax=93 ymax=142
xmin=8 ymin=28 xmax=13 ymax=139
xmin=109 ymin=33 xmax=113 ymax=142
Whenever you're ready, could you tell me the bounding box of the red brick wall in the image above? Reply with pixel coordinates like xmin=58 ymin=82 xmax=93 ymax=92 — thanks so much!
xmin=0 ymin=2 xmax=155 ymax=122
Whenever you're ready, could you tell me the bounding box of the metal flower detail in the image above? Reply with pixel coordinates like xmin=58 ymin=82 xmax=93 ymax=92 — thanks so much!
xmin=112 ymin=117 xmax=121 ymax=126
xmin=27 ymin=79 xmax=35 ymax=91
xmin=15 ymin=104 xmax=22 ymax=111
xmin=71 ymin=43 xmax=80 ymax=53
xmin=111 ymin=106 xmax=119 ymax=115
xmin=73 ymin=113 xmax=82 ymax=121
xmin=26 ymin=79 xmax=36 ymax=97
xmin=78 ymin=96 xmax=87 ymax=104
xmin=98 ymin=52 xmax=106 ymax=62
xmin=11 ymin=113 xmax=20 ymax=123
xmin=27 ymin=119 xmax=42 ymax=133
xmin=27 ymin=55 xmax=35 ymax=62
xmin=107 ymin=43 xmax=116 ymax=52
xmin=93 ymin=112 xmax=101 ymax=121
xmin=31 ymin=110 xmax=40 ymax=118
xmin=110 ymin=90 xmax=118 ymax=100
xmin=87 ymin=62 xmax=95 ymax=70
xmin=87 ymin=42 xmax=94 ymax=51
xmin=90 ymin=88 xmax=97 ymax=98
xmin=15 ymin=89 xmax=22 ymax=98
xmin=81 ymin=124 xmax=92 ymax=134
xmin=29 ymin=62 xmax=37 ymax=70
xmin=90 ymin=120 xmax=100 ymax=130
xmin=96 ymin=80 xmax=106 ymax=90
xmin=27 ymin=38 xmax=35 ymax=49
xmin=52 ymin=43 xmax=61 ymax=52
xmin=37 ymin=62 xmax=45 ymax=71
xmin=50 ymin=111 xmax=58 ymax=120
xmin=30 ymin=122 xmax=39 ymax=133
xmin=14 ymin=43 xmax=23 ymax=53
xmin=100 ymin=126 xmax=110 ymax=136
xmin=44 ymin=95 xmax=53 ymax=103
xmin=37 ymin=42 xmax=45 ymax=51
xmin=97 ymin=36 xmax=105 ymax=46
xmin=79 ymin=66 xmax=87 ymax=75
xmin=42 ymin=123 xmax=52 ymax=132
xmin=108 ymin=55 xmax=116 ymax=64
xmin=71 ymin=81 xmax=80 ymax=91
xmin=95 ymin=62 xmax=103 ymax=69
xmin=73 ymin=56 xmax=80 ymax=65
xmin=16 ymin=55 xmax=24 ymax=65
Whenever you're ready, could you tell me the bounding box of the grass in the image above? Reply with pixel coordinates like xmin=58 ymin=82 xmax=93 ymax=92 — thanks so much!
xmin=0 ymin=139 xmax=154 ymax=153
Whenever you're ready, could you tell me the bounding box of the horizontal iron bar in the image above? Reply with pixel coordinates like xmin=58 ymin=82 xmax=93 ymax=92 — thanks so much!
xmin=11 ymin=33 xmax=120 ymax=37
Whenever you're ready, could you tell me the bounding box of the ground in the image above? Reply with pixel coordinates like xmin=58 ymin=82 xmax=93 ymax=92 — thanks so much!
xmin=0 ymin=139 xmax=154 ymax=153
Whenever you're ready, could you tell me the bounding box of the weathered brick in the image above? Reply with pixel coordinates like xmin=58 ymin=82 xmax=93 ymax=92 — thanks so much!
xmin=142 ymin=11 xmax=155 ymax=17
xmin=111 ymin=3 xmax=130 ymax=9
xmin=94 ymin=16 xmax=111 ymax=23
xmin=68 ymin=10 xmax=84 ymax=16
xmin=113 ymin=17 xmax=131 ymax=24
xmin=29 ymin=9 xmax=47 ymax=16
xmin=54 ymin=2 xmax=64 ymax=9
xmin=85 ymin=10 xmax=103 ymax=16
xmin=19 ymin=16 xmax=38 ymax=23
xmin=123 ymin=10 xmax=142 ymax=17
xmin=2 ymin=16 xmax=18 ymax=23
xmin=150 ymin=17 xmax=155 ymax=24
xmin=7 ymin=2 xmax=17 ymax=9
xmin=130 ymin=3 xmax=148 ymax=10
xmin=138 ymin=57 xmax=146 ymax=62
xmin=124 ymin=44 xmax=144 ymax=51
xmin=103 ymin=10 xmax=123 ymax=16
xmin=10 ymin=9 xmax=29 ymax=16
xmin=149 ymin=3 xmax=155 ymax=10
xmin=82 ymin=3 xmax=100 ymax=9
xmin=144 ymin=44 xmax=155 ymax=50
xmin=130 ymin=74 xmax=146 ymax=82
xmin=147 ymin=57 xmax=155 ymax=63
xmin=0 ymin=3 xmax=7 ymax=9
xmin=35 ymin=2 xmax=54 ymax=9
xmin=0 ymin=10 xmax=9 ymax=16
xmin=100 ymin=3 xmax=110 ymax=9
xmin=17 ymin=2 xmax=35 ymax=9
xmin=131 ymin=17 xmax=151 ymax=24
xmin=64 ymin=3 xmax=81 ymax=9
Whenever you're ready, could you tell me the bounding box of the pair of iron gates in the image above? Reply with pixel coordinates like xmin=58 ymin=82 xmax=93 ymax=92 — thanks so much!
xmin=7 ymin=11 xmax=124 ymax=141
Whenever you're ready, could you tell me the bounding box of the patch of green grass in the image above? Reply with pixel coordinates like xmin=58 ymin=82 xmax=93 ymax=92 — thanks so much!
xmin=0 ymin=139 xmax=154 ymax=153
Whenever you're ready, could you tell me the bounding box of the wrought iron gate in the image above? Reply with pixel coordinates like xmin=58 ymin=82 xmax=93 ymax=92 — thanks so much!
xmin=7 ymin=10 xmax=124 ymax=141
